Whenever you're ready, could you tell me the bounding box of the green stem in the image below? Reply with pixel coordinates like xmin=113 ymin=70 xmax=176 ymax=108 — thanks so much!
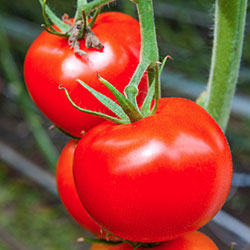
xmin=126 ymin=0 xmax=159 ymax=102
xmin=75 ymin=0 xmax=88 ymax=21
xmin=204 ymin=0 xmax=248 ymax=132
xmin=136 ymin=0 xmax=159 ymax=66
xmin=0 ymin=18 xmax=58 ymax=169
xmin=83 ymin=0 xmax=116 ymax=14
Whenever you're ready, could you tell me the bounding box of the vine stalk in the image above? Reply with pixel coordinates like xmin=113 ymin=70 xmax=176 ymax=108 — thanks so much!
xmin=126 ymin=0 xmax=159 ymax=107
xmin=204 ymin=0 xmax=248 ymax=132
xmin=75 ymin=0 xmax=88 ymax=21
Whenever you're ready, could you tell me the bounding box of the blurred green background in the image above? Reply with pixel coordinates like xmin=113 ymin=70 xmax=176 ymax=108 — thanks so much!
xmin=0 ymin=0 xmax=250 ymax=249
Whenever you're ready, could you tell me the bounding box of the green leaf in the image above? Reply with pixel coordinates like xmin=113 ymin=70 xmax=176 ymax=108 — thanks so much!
xmin=59 ymin=85 xmax=127 ymax=124
xmin=77 ymin=79 xmax=130 ymax=122
xmin=97 ymin=75 xmax=144 ymax=123
xmin=39 ymin=0 xmax=70 ymax=33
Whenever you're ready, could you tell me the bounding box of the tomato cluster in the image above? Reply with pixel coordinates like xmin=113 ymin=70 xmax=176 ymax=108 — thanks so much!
xmin=24 ymin=9 xmax=232 ymax=250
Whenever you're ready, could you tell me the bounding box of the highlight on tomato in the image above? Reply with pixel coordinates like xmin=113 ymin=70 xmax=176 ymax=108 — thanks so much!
xmin=56 ymin=139 xmax=118 ymax=241
xmin=90 ymin=231 xmax=219 ymax=250
xmin=24 ymin=12 xmax=148 ymax=138
xmin=73 ymin=97 xmax=232 ymax=243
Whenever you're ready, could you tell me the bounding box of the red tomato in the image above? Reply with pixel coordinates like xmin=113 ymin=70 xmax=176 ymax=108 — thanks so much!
xmin=91 ymin=243 xmax=115 ymax=250
xmin=73 ymin=98 xmax=232 ymax=242
xmin=95 ymin=231 xmax=218 ymax=250
xmin=56 ymin=140 xmax=118 ymax=241
xmin=24 ymin=12 xmax=148 ymax=137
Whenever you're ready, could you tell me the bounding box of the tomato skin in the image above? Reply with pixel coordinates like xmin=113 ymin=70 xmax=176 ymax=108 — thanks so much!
xmin=24 ymin=12 xmax=148 ymax=137
xmin=91 ymin=243 xmax=115 ymax=250
xmin=73 ymin=97 xmax=232 ymax=242
xmin=56 ymin=140 xmax=118 ymax=241
xmin=92 ymin=231 xmax=218 ymax=250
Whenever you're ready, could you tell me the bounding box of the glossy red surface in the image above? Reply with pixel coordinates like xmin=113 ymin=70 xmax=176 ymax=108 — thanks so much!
xmin=73 ymin=98 xmax=232 ymax=242
xmin=56 ymin=140 xmax=118 ymax=240
xmin=24 ymin=12 xmax=148 ymax=137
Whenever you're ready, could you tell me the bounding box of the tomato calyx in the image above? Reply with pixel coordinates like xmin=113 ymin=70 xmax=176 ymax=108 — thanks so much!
xmin=41 ymin=0 xmax=104 ymax=57
xmin=83 ymin=9 xmax=104 ymax=50
xmin=59 ymin=56 xmax=170 ymax=125
xmin=77 ymin=236 xmax=161 ymax=250
xmin=127 ymin=242 xmax=161 ymax=250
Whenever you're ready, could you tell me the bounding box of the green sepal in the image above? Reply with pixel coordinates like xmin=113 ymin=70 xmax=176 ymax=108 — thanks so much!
xmin=56 ymin=126 xmax=81 ymax=140
xmin=77 ymin=79 xmax=130 ymax=122
xmin=159 ymin=56 xmax=172 ymax=75
xmin=149 ymin=64 xmax=160 ymax=115
xmin=82 ymin=0 xmax=116 ymax=15
xmin=142 ymin=57 xmax=171 ymax=116
xmin=41 ymin=24 xmax=69 ymax=38
xmin=140 ymin=81 xmax=155 ymax=117
xmin=42 ymin=0 xmax=59 ymax=33
xmin=141 ymin=57 xmax=171 ymax=117
xmin=88 ymin=8 xmax=101 ymax=28
xmin=97 ymin=75 xmax=144 ymax=123
xmin=39 ymin=0 xmax=70 ymax=33
xmin=59 ymin=85 xmax=127 ymax=124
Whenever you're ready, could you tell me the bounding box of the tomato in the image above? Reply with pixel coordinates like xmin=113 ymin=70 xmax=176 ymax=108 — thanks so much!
xmin=90 ymin=231 xmax=218 ymax=250
xmin=91 ymin=243 xmax=116 ymax=250
xmin=56 ymin=139 xmax=118 ymax=241
xmin=24 ymin=12 xmax=148 ymax=137
xmin=73 ymin=97 xmax=232 ymax=242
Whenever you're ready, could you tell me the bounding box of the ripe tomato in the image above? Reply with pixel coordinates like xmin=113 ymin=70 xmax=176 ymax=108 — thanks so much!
xmin=91 ymin=243 xmax=115 ymax=250
xmin=73 ymin=97 xmax=232 ymax=242
xmin=24 ymin=12 xmax=148 ymax=137
xmin=90 ymin=231 xmax=218 ymax=250
xmin=56 ymin=139 xmax=118 ymax=241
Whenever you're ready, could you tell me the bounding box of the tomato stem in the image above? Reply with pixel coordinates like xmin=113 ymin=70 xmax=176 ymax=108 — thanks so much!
xmin=81 ymin=0 xmax=116 ymax=15
xmin=125 ymin=0 xmax=159 ymax=105
xmin=203 ymin=0 xmax=248 ymax=132
xmin=75 ymin=0 xmax=88 ymax=21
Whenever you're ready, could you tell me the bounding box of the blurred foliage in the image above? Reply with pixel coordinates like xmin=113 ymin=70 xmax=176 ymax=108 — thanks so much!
xmin=0 ymin=162 xmax=88 ymax=250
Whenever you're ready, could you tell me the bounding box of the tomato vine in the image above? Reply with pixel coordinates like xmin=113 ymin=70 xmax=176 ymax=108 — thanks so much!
xmin=204 ymin=0 xmax=248 ymax=132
